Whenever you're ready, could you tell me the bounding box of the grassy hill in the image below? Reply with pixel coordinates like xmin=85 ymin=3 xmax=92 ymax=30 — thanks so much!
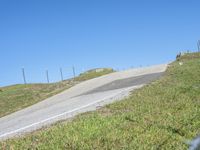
xmin=1 ymin=53 xmax=200 ymax=149
xmin=0 ymin=68 xmax=114 ymax=118
xmin=74 ymin=68 xmax=114 ymax=81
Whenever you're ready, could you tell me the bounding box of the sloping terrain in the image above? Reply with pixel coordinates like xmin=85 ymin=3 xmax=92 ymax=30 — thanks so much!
xmin=0 ymin=65 xmax=166 ymax=140
xmin=1 ymin=53 xmax=200 ymax=149
xmin=0 ymin=68 xmax=114 ymax=117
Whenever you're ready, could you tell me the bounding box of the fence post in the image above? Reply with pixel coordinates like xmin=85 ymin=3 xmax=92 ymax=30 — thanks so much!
xmin=198 ymin=40 xmax=200 ymax=52
xmin=60 ymin=68 xmax=63 ymax=81
xmin=72 ymin=66 xmax=76 ymax=79
xmin=46 ymin=70 xmax=49 ymax=83
xmin=22 ymin=68 xmax=27 ymax=84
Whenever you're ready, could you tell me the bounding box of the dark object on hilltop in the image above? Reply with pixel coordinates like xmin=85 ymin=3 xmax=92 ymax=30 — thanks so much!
xmin=176 ymin=52 xmax=182 ymax=60
xmin=189 ymin=135 xmax=200 ymax=150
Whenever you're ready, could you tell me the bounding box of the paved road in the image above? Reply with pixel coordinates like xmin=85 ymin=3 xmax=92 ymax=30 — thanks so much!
xmin=0 ymin=64 xmax=167 ymax=140
xmin=80 ymin=72 xmax=164 ymax=96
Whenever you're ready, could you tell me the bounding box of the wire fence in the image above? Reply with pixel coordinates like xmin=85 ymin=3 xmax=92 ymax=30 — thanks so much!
xmin=1 ymin=40 xmax=200 ymax=86
xmin=20 ymin=66 xmax=77 ymax=85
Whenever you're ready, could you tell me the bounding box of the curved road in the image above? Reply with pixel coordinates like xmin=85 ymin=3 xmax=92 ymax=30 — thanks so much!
xmin=0 ymin=64 xmax=167 ymax=140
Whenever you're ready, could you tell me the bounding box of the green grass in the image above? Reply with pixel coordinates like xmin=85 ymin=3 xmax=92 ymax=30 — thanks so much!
xmin=0 ymin=82 xmax=73 ymax=118
xmin=0 ymin=68 xmax=114 ymax=118
xmin=1 ymin=53 xmax=200 ymax=149
xmin=74 ymin=68 xmax=114 ymax=82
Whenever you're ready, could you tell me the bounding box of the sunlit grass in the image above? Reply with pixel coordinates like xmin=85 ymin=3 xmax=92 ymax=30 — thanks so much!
xmin=0 ymin=68 xmax=114 ymax=118
xmin=1 ymin=53 xmax=200 ymax=149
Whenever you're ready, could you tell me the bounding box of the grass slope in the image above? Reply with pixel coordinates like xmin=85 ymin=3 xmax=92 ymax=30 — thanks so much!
xmin=1 ymin=53 xmax=200 ymax=149
xmin=74 ymin=68 xmax=114 ymax=82
xmin=0 ymin=68 xmax=114 ymax=118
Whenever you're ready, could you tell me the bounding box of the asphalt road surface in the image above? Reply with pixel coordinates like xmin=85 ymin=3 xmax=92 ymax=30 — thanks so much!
xmin=0 ymin=64 xmax=167 ymax=140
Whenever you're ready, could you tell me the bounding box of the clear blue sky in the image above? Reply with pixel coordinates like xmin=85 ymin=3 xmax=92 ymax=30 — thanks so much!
xmin=0 ymin=0 xmax=200 ymax=86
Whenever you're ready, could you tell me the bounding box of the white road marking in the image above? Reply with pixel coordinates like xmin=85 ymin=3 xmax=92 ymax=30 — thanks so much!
xmin=0 ymin=86 xmax=140 ymax=139
xmin=0 ymin=64 xmax=167 ymax=140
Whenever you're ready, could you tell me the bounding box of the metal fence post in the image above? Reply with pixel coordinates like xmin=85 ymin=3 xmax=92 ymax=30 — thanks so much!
xmin=198 ymin=40 xmax=200 ymax=52
xmin=72 ymin=66 xmax=76 ymax=79
xmin=46 ymin=70 xmax=49 ymax=83
xmin=22 ymin=68 xmax=27 ymax=84
xmin=60 ymin=68 xmax=63 ymax=81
